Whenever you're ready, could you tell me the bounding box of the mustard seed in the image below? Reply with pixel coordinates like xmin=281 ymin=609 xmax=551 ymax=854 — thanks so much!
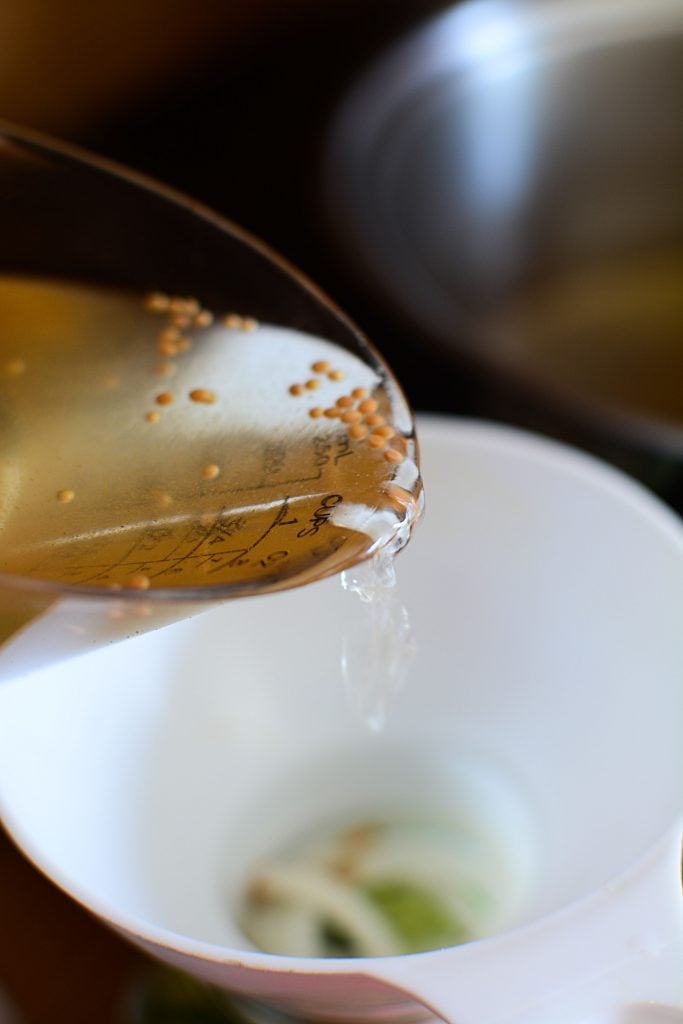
xmin=145 ymin=411 xmax=161 ymax=424
xmin=348 ymin=424 xmax=367 ymax=440
xmin=373 ymin=424 xmax=396 ymax=439
xmin=341 ymin=409 xmax=362 ymax=424
xmin=289 ymin=383 xmax=305 ymax=396
xmin=309 ymin=407 xmax=324 ymax=419
xmin=194 ymin=309 xmax=214 ymax=328
xmin=336 ymin=395 xmax=354 ymax=408
xmin=328 ymin=369 xmax=345 ymax=381
xmin=351 ymin=387 xmax=369 ymax=400
xmin=222 ymin=313 xmax=259 ymax=331
xmin=324 ymin=406 xmax=341 ymax=418
xmin=189 ymin=388 xmax=217 ymax=404
xmin=155 ymin=391 xmax=174 ymax=406
xmin=170 ymin=297 xmax=199 ymax=316
xmin=127 ymin=574 xmax=151 ymax=591
xmin=365 ymin=413 xmax=386 ymax=427
xmin=144 ymin=292 xmax=170 ymax=312
xmin=201 ymin=464 xmax=220 ymax=480
xmin=56 ymin=489 xmax=75 ymax=503
xmin=358 ymin=398 xmax=378 ymax=415
xmin=157 ymin=339 xmax=179 ymax=357
xmin=367 ymin=433 xmax=388 ymax=449
xmin=159 ymin=327 xmax=180 ymax=344
xmin=305 ymin=378 xmax=321 ymax=390
xmin=384 ymin=448 xmax=405 ymax=464
xmin=158 ymin=328 xmax=180 ymax=356
xmin=312 ymin=360 xmax=331 ymax=374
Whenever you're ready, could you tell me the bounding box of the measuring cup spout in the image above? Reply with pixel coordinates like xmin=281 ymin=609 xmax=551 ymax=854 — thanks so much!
xmin=366 ymin=824 xmax=683 ymax=1024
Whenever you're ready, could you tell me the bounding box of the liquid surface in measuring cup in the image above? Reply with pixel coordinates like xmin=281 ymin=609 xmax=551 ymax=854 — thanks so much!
xmin=0 ymin=277 xmax=421 ymax=597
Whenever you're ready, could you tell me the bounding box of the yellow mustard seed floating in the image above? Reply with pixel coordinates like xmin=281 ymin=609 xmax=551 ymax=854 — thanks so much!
xmin=328 ymin=369 xmax=345 ymax=381
xmin=157 ymin=328 xmax=180 ymax=356
xmin=365 ymin=413 xmax=385 ymax=427
xmin=223 ymin=313 xmax=259 ymax=331
xmin=367 ymin=433 xmax=388 ymax=449
xmin=384 ymin=448 xmax=405 ymax=464
xmin=311 ymin=360 xmax=331 ymax=374
xmin=194 ymin=310 xmax=214 ymax=328
xmin=56 ymin=489 xmax=75 ymax=503
xmin=351 ymin=387 xmax=369 ymax=400
xmin=289 ymin=383 xmax=305 ymax=396
xmin=189 ymin=388 xmax=217 ymax=404
xmin=373 ymin=424 xmax=396 ymax=439
xmin=336 ymin=395 xmax=354 ymax=408
xmin=324 ymin=406 xmax=341 ymax=418
xmin=201 ymin=464 xmax=220 ymax=480
xmin=170 ymin=297 xmax=200 ymax=316
xmin=127 ymin=574 xmax=151 ymax=591
xmin=157 ymin=339 xmax=179 ymax=357
xmin=145 ymin=411 xmax=161 ymax=424
xmin=155 ymin=391 xmax=174 ymax=406
xmin=305 ymin=378 xmax=321 ymax=390
xmin=341 ymin=409 xmax=362 ymax=424
xmin=358 ymin=398 xmax=378 ymax=415
xmin=348 ymin=424 xmax=367 ymax=440
xmin=144 ymin=291 xmax=170 ymax=313
xmin=309 ymin=407 xmax=324 ymax=419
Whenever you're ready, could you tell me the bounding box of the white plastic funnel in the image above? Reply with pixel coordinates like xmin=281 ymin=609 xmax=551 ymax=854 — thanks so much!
xmin=0 ymin=417 xmax=681 ymax=1023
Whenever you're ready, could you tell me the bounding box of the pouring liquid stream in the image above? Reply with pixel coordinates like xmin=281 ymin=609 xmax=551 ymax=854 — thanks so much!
xmin=341 ymin=529 xmax=417 ymax=732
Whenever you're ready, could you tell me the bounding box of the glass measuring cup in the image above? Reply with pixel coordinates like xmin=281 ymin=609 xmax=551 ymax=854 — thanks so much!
xmin=0 ymin=123 xmax=421 ymax=681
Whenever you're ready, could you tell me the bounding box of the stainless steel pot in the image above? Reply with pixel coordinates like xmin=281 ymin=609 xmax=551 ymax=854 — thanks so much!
xmin=325 ymin=0 xmax=683 ymax=487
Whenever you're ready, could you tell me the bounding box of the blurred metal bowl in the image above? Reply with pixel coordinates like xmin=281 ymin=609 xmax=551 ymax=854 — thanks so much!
xmin=325 ymin=0 xmax=683 ymax=475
